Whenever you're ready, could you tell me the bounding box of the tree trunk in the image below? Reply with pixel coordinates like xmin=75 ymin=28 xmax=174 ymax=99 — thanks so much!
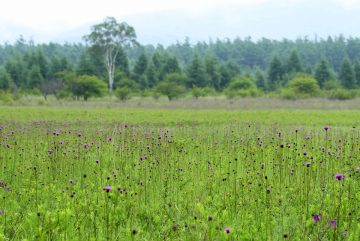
xmin=108 ymin=72 xmax=113 ymax=93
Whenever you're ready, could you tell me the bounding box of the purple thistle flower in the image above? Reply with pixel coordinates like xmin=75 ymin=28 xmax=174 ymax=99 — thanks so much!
xmin=266 ymin=187 xmax=271 ymax=194
xmin=329 ymin=219 xmax=337 ymax=229
xmin=0 ymin=181 xmax=6 ymax=188
xmin=323 ymin=125 xmax=330 ymax=131
xmin=104 ymin=186 xmax=112 ymax=192
xmin=313 ymin=213 xmax=322 ymax=223
xmin=96 ymin=160 xmax=100 ymax=164
xmin=303 ymin=151 xmax=308 ymax=156
xmin=69 ymin=179 xmax=74 ymax=184
xmin=5 ymin=144 xmax=10 ymax=148
xmin=107 ymin=137 xmax=112 ymax=141
xmin=83 ymin=143 xmax=90 ymax=149
xmin=335 ymin=174 xmax=345 ymax=180
xmin=224 ymin=227 xmax=231 ymax=233
xmin=305 ymin=162 xmax=311 ymax=167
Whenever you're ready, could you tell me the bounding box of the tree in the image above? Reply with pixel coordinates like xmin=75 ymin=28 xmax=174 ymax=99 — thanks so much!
xmin=83 ymin=17 xmax=138 ymax=93
xmin=254 ymin=68 xmax=267 ymax=92
xmin=132 ymin=52 xmax=148 ymax=87
xmin=0 ymin=68 xmax=12 ymax=90
xmin=339 ymin=58 xmax=355 ymax=89
xmin=38 ymin=80 xmax=64 ymax=100
xmin=268 ymin=55 xmax=285 ymax=90
xmin=314 ymin=59 xmax=332 ymax=88
xmin=70 ymin=75 xmax=107 ymax=101
xmin=187 ymin=54 xmax=207 ymax=87
xmin=354 ymin=60 xmax=360 ymax=87
xmin=28 ymin=65 xmax=44 ymax=87
xmin=286 ymin=49 xmax=303 ymax=74
xmin=156 ymin=73 xmax=187 ymax=100
xmin=204 ymin=55 xmax=221 ymax=90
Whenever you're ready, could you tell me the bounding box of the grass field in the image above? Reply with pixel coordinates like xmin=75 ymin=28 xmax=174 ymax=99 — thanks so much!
xmin=0 ymin=106 xmax=359 ymax=240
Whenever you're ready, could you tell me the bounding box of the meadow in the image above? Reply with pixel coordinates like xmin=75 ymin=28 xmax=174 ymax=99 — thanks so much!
xmin=0 ymin=106 xmax=359 ymax=240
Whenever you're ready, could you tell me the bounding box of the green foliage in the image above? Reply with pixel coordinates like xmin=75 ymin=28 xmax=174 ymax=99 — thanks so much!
xmin=322 ymin=80 xmax=340 ymax=90
xmin=314 ymin=59 xmax=333 ymax=88
xmin=283 ymin=74 xmax=320 ymax=99
xmin=268 ymin=55 xmax=285 ymax=90
xmin=354 ymin=60 xmax=360 ymax=87
xmin=114 ymin=87 xmax=131 ymax=102
xmin=65 ymin=74 xmax=107 ymax=100
xmin=0 ymin=67 xmax=13 ymax=89
xmin=286 ymin=49 xmax=303 ymax=74
xmin=224 ymin=76 xmax=259 ymax=98
xmin=187 ymin=54 xmax=207 ymax=87
xmin=327 ymin=88 xmax=357 ymax=100
xmin=132 ymin=52 xmax=148 ymax=82
xmin=156 ymin=73 xmax=187 ymax=100
xmin=191 ymin=87 xmax=207 ymax=99
xmin=83 ymin=16 xmax=138 ymax=92
xmin=254 ymin=68 xmax=268 ymax=92
xmin=339 ymin=58 xmax=355 ymax=89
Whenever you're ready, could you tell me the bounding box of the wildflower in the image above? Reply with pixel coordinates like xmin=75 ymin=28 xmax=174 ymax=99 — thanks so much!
xmin=5 ymin=144 xmax=10 ymax=148
xmin=96 ymin=160 xmax=100 ymax=164
xmin=69 ymin=179 xmax=74 ymax=184
xmin=266 ymin=187 xmax=271 ymax=194
xmin=323 ymin=125 xmax=330 ymax=131
xmin=107 ymin=137 xmax=112 ymax=141
xmin=303 ymin=151 xmax=308 ymax=156
xmin=329 ymin=219 xmax=336 ymax=229
xmin=225 ymin=227 xmax=231 ymax=233
xmin=313 ymin=213 xmax=322 ymax=223
xmin=305 ymin=162 xmax=311 ymax=167
xmin=83 ymin=143 xmax=90 ymax=149
xmin=0 ymin=181 xmax=6 ymax=188
xmin=103 ymin=186 xmax=112 ymax=192
xmin=335 ymin=174 xmax=345 ymax=180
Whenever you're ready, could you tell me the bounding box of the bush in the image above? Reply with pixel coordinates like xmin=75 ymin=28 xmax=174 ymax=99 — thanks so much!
xmin=327 ymin=88 xmax=357 ymax=100
xmin=224 ymin=76 xmax=259 ymax=98
xmin=115 ymin=87 xmax=131 ymax=102
xmin=0 ymin=90 xmax=14 ymax=104
xmin=283 ymin=74 xmax=320 ymax=99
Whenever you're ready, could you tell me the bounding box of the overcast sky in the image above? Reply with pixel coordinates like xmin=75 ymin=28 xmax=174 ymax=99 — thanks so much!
xmin=1 ymin=0 xmax=360 ymax=45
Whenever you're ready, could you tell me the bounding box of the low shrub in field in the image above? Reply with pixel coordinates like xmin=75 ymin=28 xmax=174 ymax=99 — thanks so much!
xmin=327 ymin=88 xmax=357 ymax=100
xmin=282 ymin=74 xmax=320 ymax=99
xmin=224 ymin=76 xmax=259 ymax=98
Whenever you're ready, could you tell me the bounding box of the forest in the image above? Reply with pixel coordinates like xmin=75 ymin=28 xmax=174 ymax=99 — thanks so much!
xmin=1 ymin=33 xmax=360 ymax=101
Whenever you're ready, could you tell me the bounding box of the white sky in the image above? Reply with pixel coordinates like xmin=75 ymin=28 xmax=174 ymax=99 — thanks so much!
xmin=1 ymin=0 xmax=360 ymax=44
xmin=0 ymin=0 xmax=357 ymax=32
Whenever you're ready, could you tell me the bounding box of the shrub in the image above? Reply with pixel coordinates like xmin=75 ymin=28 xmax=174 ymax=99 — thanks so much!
xmin=284 ymin=74 xmax=320 ymax=99
xmin=115 ymin=87 xmax=131 ymax=102
xmin=224 ymin=76 xmax=259 ymax=98
xmin=327 ymin=88 xmax=357 ymax=100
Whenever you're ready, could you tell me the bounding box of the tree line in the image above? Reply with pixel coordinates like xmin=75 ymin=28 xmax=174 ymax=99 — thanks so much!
xmin=1 ymin=19 xmax=360 ymax=101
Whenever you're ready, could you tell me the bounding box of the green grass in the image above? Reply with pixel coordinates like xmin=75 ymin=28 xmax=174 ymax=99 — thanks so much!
xmin=0 ymin=107 xmax=359 ymax=240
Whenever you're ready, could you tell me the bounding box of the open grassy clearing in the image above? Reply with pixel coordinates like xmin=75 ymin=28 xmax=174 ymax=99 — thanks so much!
xmin=0 ymin=107 xmax=359 ymax=240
